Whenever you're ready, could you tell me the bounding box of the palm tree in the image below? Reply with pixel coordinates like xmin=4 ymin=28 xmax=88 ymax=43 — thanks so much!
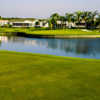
xmin=82 ymin=11 xmax=92 ymax=29
xmin=97 ymin=14 xmax=100 ymax=30
xmin=48 ymin=19 xmax=53 ymax=30
xmin=59 ymin=16 xmax=66 ymax=29
xmin=50 ymin=13 xmax=59 ymax=19
xmin=0 ymin=16 xmax=2 ymax=27
xmin=89 ymin=11 xmax=98 ymax=29
xmin=65 ymin=13 xmax=75 ymax=28
xmin=65 ymin=13 xmax=73 ymax=22
xmin=50 ymin=13 xmax=60 ymax=29
xmin=75 ymin=11 xmax=83 ymax=28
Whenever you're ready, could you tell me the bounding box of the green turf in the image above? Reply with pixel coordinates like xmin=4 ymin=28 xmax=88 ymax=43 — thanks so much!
xmin=0 ymin=27 xmax=100 ymax=36
xmin=0 ymin=51 xmax=100 ymax=100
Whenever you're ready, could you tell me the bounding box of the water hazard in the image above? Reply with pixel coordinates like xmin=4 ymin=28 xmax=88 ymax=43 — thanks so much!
xmin=0 ymin=36 xmax=100 ymax=59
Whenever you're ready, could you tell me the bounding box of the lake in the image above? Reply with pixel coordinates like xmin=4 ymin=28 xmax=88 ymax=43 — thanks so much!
xmin=0 ymin=36 xmax=100 ymax=59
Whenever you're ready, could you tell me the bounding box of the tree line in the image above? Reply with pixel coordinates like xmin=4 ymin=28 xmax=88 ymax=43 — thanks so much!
xmin=0 ymin=11 xmax=100 ymax=29
xmin=48 ymin=11 xmax=100 ymax=29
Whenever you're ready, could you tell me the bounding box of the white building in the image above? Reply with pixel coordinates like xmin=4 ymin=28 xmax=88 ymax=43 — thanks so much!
xmin=57 ymin=21 xmax=62 ymax=24
xmin=43 ymin=23 xmax=49 ymax=28
xmin=34 ymin=20 xmax=49 ymax=28
xmin=0 ymin=20 xmax=9 ymax=26
xmin=8 ymin=19 xmax=49 ymax=28
xmin=11 ymin=20 xmax=35 ymax=27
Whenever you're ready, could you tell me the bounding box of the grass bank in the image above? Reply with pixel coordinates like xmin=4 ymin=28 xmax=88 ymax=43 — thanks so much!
xmin=0 ymin=51 xmax=100 ymax=100
xmin=0 ymin=28 xmax=100 ymax=38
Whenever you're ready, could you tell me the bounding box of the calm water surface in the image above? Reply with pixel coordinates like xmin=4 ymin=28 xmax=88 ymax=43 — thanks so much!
xmin=0 ymin=36 xmax=100 ymax=59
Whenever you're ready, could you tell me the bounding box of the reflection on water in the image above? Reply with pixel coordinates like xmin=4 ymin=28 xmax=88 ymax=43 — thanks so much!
xmin=0 ymin=36 xmax=100 ymax=59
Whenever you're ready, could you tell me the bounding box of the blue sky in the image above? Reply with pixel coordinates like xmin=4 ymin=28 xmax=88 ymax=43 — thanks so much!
xmin=0 ymin=0 xmax=100 ymax=18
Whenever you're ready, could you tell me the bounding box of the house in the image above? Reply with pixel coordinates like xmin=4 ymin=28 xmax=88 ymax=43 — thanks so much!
xmin=68 ymin=22 xmax=76 ymax=28
xmin=75 ymin=21 xmax=86 ymax=28
xmin=43 ymin=23 xmax=49 ymax=28
xmin=56 ymin=20 xmax=75 ymax=28
xmin=11 ymin=20 xmax=34 ymax=27
xmin=0 ymin=20 xmax=9 ymax=26
xmin=34 ymin=20 xmax=49 ymax=28
xmin=11 ymin=19 xmax=49 ymax=28
xmin=56 ymin=20 xmax=66 ymax=28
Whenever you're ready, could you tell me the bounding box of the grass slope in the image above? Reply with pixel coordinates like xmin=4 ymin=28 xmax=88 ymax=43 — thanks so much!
xmin=0 ymin=27 xmax=100 ymax=36
xmin=0 ymin=51 xmax=100 ymax=100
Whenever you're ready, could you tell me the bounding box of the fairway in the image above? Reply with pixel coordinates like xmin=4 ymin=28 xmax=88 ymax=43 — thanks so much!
xmin=0 ymin=51 xmax=100 ymax=100
xmin=0 ymin=28 xmax=100 ymax=37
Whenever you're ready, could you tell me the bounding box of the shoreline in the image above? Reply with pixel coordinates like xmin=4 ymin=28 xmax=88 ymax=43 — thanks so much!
xmin=30 ymin=35 xmax=100 ymax=39
xmin=1 ymin=32 xmax=100 ymax=39
xmin=0 ymin=50 xmax=99 ymax=61
xmin=0 ymin=28 xmax=100 ymax=39
xmin=53 ymin=35 xmax=100 ymax=39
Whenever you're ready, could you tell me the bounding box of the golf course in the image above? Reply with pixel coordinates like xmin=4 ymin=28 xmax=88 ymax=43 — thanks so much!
xmin=0 ymin=51 xmax=100 ymax=100
xmin=0 ymin=28 xmax=100 ymax=38
xmin=0 ymin=0 xmax=100 ymax=99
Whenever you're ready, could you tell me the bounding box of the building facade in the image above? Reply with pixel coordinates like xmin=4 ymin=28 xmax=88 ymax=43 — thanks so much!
xmin=0 ymin=20 xmax=9 ymax=26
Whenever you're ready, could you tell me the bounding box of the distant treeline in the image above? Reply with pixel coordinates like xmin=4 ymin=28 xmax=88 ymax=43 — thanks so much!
xmin=49 ymin=10 xmax=100 ymax=29
xmin=0 ymin=10 xmax=100 ymax=29
xmin=0 ymin=17 xmax=36 ymax=21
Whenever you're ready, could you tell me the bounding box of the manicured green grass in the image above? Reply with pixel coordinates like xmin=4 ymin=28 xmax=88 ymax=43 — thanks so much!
xmin=0 ymin=27 xmax=100 ymax=36
xmin=27 ymin=29 xmax=100 ymax=35
xmin=0 ymin=51 xmax=100 ymax=100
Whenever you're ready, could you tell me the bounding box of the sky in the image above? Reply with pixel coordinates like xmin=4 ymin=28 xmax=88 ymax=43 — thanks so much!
xmin=0 ymin=0 xmax=100 ymax=18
